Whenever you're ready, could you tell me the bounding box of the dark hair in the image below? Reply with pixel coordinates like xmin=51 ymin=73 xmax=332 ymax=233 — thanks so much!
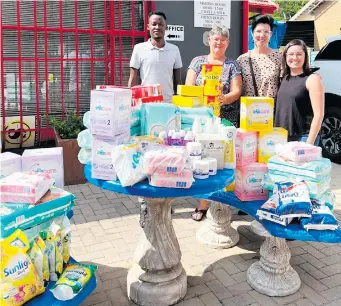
xmin=148 ymin=11 xmax=167 ymax=21
xmin=282 ymin=39 xmax=310 ymax=78
xmin=251 ymin=15 xmax=274 ymax=32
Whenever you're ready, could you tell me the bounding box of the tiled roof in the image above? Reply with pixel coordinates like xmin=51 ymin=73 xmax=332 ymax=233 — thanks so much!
xmin=249 ymin=0 xmax=279 ymax=9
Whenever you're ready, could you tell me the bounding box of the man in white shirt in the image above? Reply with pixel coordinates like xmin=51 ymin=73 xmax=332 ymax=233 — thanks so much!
xmin=128 ymin=11 xmax=183 ymax=103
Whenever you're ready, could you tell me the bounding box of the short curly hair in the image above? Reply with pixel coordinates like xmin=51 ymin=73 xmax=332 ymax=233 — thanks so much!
xmin=209 ymin=24 xmax=230 ymax=39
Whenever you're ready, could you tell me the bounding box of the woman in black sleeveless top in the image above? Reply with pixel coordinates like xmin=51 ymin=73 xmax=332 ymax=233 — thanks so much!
xmin=275 ymin=39 xmax=324 ymax=145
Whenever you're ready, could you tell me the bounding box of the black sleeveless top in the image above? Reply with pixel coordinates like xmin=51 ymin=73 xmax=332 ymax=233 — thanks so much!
xmin=275 ymin=73 xmax=313 ymax=136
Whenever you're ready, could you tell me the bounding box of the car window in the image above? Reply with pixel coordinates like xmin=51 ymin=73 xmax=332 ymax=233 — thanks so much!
xmin=315 ymin=40 xmax=341 ymax=60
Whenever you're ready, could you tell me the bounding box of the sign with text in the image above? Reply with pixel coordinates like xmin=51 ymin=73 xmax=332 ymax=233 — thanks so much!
xmin=165 ymin=25 xmax=185 ymax=41
xmin=194 ymin=1 xmax=231 ymax=29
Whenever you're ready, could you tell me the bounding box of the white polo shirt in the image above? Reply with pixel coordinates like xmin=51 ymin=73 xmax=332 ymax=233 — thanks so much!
xmin=130 ymin=40 xmax=182 ymax=103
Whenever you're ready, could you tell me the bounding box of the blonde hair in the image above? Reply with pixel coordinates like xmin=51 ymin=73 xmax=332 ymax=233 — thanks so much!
xmin=209 ymin=24 xmax=230 ymax=39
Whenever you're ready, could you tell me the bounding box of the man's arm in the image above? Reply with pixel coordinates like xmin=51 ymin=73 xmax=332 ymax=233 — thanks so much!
xmin=128 ymin=68 xmax=138 ymax=87
xmin=173 ymin=68 xmax=182 ymax=94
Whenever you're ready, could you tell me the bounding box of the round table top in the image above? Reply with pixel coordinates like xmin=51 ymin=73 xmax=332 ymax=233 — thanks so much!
xmin=84 ymin=164 xmax=235 ymax=198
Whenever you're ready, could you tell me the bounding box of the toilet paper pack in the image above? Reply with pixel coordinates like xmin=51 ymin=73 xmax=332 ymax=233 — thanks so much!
xmin=0 ymin=152 xmax=22 ymax=179
xmin=258 ymin=127 xmax=288 ymax=163
xmin=235 ymin=163 xmax=268 ymax=201
xmin=235 ymin=129 xmax=257 ymax=168
xmin=90 ymin=89 xmax=132 ymax=138
xmin=22 ymin=148 xmax=64 ymax=188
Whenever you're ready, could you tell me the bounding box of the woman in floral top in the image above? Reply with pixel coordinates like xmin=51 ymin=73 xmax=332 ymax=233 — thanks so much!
xmin=185 ymin=24 xmax=242 ymax=221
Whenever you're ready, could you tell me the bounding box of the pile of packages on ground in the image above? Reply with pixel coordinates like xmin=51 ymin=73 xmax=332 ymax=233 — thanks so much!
xmin=0 ymin=151 xmax=96 ymax=305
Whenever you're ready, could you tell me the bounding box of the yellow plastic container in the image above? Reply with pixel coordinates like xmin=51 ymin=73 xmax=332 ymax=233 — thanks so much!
xmin=258 ymin=127 xmax=288 ymax=163
xmin=204 ymin=96 xmax=220 ymax=117
xmin=177 ymin=85 xmax=203 ymax=97
xmin=172 ymin=95 xmax=203 ymax=108
xmin=240 ymin=96 xmax=274 ymax=132
xmin=202 ymin=64 xmax=222 ymax=96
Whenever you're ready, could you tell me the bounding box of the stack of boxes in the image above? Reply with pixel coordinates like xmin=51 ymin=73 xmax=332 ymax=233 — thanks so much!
xmin=233 ymin=97 xmax=288 ymax=201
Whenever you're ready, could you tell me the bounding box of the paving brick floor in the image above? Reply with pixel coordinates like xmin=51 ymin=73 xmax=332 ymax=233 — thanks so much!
xmin=66 ymin=163 xmax=341 ymax=306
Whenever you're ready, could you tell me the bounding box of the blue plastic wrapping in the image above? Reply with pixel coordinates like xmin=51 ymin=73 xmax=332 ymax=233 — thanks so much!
xmin=84 ymin=164 xmax=234 ymax=198
xmin=201 ymin=191 xmax=341 ymax=243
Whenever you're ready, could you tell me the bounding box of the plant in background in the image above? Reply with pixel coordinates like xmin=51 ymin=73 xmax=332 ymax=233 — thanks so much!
xmin=45 ymin=112 xmax=85 ymax=140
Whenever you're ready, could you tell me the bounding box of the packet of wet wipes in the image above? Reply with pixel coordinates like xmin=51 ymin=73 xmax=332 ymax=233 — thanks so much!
xmin=50 ymin=263 xmax=97 ymax=301
xmin=300 ymin=204 xmax=339 ymax=231
xmin=275 ymin=181 xmax=312 ymax=218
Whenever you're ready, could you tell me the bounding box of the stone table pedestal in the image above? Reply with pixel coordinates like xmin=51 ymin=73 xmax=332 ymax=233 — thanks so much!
xmin=127 ymin=197 xmax=187 ymax=306
xmin=196 ymin=201 xmax=239 ymax=249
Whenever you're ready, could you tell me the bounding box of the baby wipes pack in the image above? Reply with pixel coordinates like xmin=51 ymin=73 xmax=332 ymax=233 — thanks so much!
xmin=275 ymin=141 xmax=322 ymax=163
xmin=258 ymin=127 xmax=288 ymax=163
xmin=90 ymin=89 xmax=132 ymax=138
xmin=0 ymin=230 xmax=45 ymax=306
xmin=141 ymin=103 xmax=181 ymax=137
xmin=204 ymin=96 xmax=220 ymax=117
xmin=0 ymin=152 xmax=22 ymax=179
xmin=150 ymin=169 xmax=194 ymax=189
xmin=240 ymin=97 xmax=274 ymax=132
xmin=172 ymin=95 xmax=203 ymax=108
xmin=235 ymin=129 xmax=257 ymax=168
xmin=202 ymin=64 xmax=222 ymax=96
xmin=235 ymin=162 xmax=268 ymax=201
xmin=177 ymin=85 xmax=203 ymax=97
xmin=22 ymin=147 xmax=64 ymax=188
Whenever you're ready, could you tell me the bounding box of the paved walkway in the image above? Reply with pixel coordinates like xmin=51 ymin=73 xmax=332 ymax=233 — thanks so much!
xmin=68 ymin=163 xmax=341 ymax=306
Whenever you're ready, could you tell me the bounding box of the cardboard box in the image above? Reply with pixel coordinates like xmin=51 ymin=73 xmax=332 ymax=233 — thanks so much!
xmin=0 ymin=152 xmax=22 ymax=179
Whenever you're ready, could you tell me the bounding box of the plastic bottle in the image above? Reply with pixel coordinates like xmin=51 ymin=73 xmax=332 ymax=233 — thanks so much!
xmin=192 ymin=118 xmax=202 ymax=136
xmin=159 ymin=131 xmax=168 ymax=145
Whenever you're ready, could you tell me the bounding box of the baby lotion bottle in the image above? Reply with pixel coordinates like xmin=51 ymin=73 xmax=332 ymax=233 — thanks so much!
xmin=168 ymin=130 xmax=175 ymax=144
xmin=171 ymin=132 xmax=182 ymax=146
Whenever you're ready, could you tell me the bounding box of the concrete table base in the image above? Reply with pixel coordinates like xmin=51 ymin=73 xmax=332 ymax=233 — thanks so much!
xmin=250 ymin=220 xmax=270 ymax=237
xmin=127 ymin=197 xmax=187 ymax=306
xmin=247 ymin=236 xmax=301 ymax=297
xmin=196 ymin=201 xmax=239 ymax=249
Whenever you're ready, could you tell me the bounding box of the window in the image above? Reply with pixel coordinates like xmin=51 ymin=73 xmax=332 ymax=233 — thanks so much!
xmin=315 ymin=40 xmax=341 ymax=61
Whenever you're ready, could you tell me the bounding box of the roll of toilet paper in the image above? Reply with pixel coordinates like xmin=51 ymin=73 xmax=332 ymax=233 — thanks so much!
xmin=186 ymin=142 xmax=202 ymax=157
xmin=193 ymin=160 xmax=209 ymax=179
xmin=202 ymin=157 xmax=217 ymax=175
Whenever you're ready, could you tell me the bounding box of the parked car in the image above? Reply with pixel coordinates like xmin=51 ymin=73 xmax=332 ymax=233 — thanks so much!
xmin=313 ymin=36 xmax=341 ymax=162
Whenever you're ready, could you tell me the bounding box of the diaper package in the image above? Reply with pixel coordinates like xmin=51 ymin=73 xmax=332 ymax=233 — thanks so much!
xmin=235 ymin=162 xmax=268 ymax=201
xmin=180 ymin=107 xmax=213 ymax=124
xmin=235 ymin=129 xmax=257 ymax=168
xmin=172 ymin=95 xmax=203 ymax=108
xmin=0 ymin=230 xmax=45 ymax=306
xmin=267 ymin=155 xmax=332 ymax=181
xmin=111 ymin=143 xmax=146 ymax=187
xmin=141 ymin=103 xmax=181 ymax=137
xmin=90 ymin=88 xmax=132 ymax=138
xmin=275 ymin=141 xmax=322 ymax=163
xmin=91 ymin=134 xmax=129 ymax=181
xmin=0 ymin=172 xmax=54 ymax=204
xmin=202 ymin=64 xmax=222 ymax=96
xmin=150 ymin=169 xmax=194 ymax=189
xmin=258 ymin=127 xmax=288 ymax=163
xmin=77 ymin=129 xmax=92 ymax=150
xmin=195 ymin=134 xmax=226 ymax=169
xmin=78 ymin=148 xmax=92 ymax=165
xmin=204 ymin=96 xmax=220 ymax=117
xmin=300 ymin=204 xmax=339 ymax=231
xmin=131 ymin=125 xmax=141 ymax=136
xmin=50 ymin=263 xmax=97 ymax=301
xmin=22 ymin=147 xmax=64 ymax=188
xmin=0 ymin=152 xmax=22 ymax=179
xmin=177 ymin=85 xmax=203 ymax=97
xmin=240 ymin=96 xmax=274 ymax=132
xmin=143 ymin=147 xmax=188 ymax=175
xmin=83 ymin=111 xmax=91 ymax=129
xmin=131 ymin=109 xmax=141 ymax=127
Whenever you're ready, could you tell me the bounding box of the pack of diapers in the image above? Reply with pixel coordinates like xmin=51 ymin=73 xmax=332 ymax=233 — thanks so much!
xmin=300 ymin=204 xmax=339 ymax=231
xmin=78 ymin=148 xmax=92 ymax=165
xmin=0 ymin=152 xmax=22 ymax=180
xmin=275 ymin=141 xmax=322 ymax=163
xmin=257 ymin=194 xmax=293 ymax=226
xmin=1 ymin=230 xmax=45 ymax=306
xmin=77 ymin=129 xmax=92 ymax=150
xmin=267 ymin=155 xmax=332 ymax=181
xmin=131 ymin=109 xmax=141 ymax=127
xmin=202 ymin=64 xmax=222 ymax=96
xmin=0 ymin=172 xmax=54 ymax=204
xmin=258 ymin=127 xmax=288 ymax=163
xmin=111 ymin=142 xmax=146 ymax=187
xmin=240 ymin=96 xmax=274 ymax=132
xmin=141 ymin=103 xmax=181 ymax=137
xmin=180 ymin=107 xmax=213 ymax=124
xmin=142 ymin=146 xmax=188 ymax=175
xmin=150 ymin=169 xmax=194 ymax=189
xmin=235 ymin=129 xmax=257 ymax=168
xmin=131 ymin=125 xmax=141 ymax=136
xmin=235 ymin=162 xmax=268 ymax=201
xmin=83 ymin=111 xmax=90 ymax=129
xmin=275 ymin=181 xmax=312 ymax=218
